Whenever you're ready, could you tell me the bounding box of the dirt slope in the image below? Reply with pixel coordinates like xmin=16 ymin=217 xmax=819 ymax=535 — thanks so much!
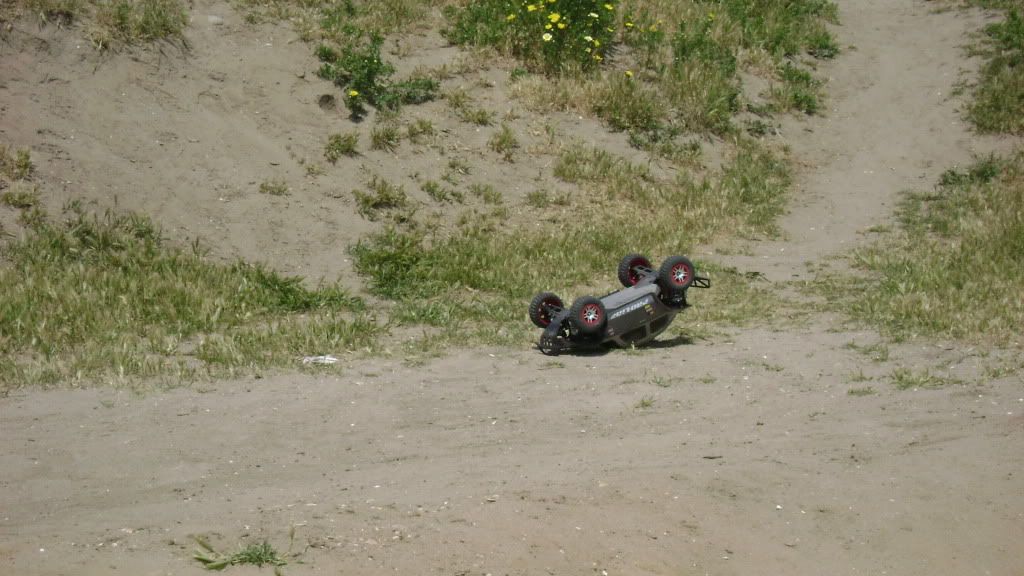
xmin=720 ymin=0 xmax=1015 ymax=281
xmin=1 ymin=1 xmax=1023 ymax=575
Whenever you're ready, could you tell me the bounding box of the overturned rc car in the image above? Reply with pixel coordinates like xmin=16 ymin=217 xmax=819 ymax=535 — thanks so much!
xmin=528 ymin=254 xmax=710 ymax=355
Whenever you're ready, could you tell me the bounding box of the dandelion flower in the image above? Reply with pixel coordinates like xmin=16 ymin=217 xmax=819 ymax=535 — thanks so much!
xmin=506 ymin=13 xmax=516 ymax=21
xmin=545 ymin=23 xmax=552 ymax=29
xmin=707 ymin=12 xmax=716 ymax=21
xmin=625 ymin=21 xmax=633 ymax=28
xmin=527 ymin=4 xmax=537 ymax=11
xmin=593 ymin=39 xmax=600 ymax=47
xmin=348 ymin=89 xmax=359 ymax=97
xmin=542 ymin=32 xmax=553 ymax=42
xmin=625 ymin=70 xmax=633 ymax=77
xmin=548 ymin=12 xmax=560 ymax=22
xmin=594 ymin=54 xmax=603 ymax=61
xmin=584 ymin=35 xmax=593 ymax=42
xmin=557 ymin=22 xmax=566 ymax=29
xmin=604 ymin=3 xmax=613 ymax=10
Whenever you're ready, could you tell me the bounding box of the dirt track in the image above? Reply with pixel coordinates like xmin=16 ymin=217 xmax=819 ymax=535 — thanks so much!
xmin=2 ymin=1 xmax=1023 ymax=575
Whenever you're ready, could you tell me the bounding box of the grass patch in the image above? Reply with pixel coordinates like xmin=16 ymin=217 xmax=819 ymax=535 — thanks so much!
xmin=488 ymin=124 xmax=519 ymax=161
xmin=967 ymin=5 xmax=1024 ymax=133
xmin=194 ymin=538 xmax=286 ymax=571
xmin=370 ymin=123 xmax=400 ymax=152
xmin=497 ymin=0 xmax=837 ymax=136
xmin=352 ymin=176 xmax=409 ymax=221
xmin=0 ymin=206 xmax=378 ymax=389
xmin=890 ymin=367 xmax=960 ymax=390
xmin=818 ymin=154 xmax=1024 ymax=344
xmin=324 ymin=132 xmax=358 ymax=162
xmin=259 ymin=179 xmax=289 ymax=196
xmin=90 ymin=0 xmax=188 ymax=48
xmin=848 ymin=386 xmax=876 ymax=396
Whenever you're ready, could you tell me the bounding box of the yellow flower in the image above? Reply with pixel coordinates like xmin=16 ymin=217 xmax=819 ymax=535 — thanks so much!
xmin=625 ymin=21 xmax=633 ymax=28
xmin=604 ymin=3 xmax=613 ymax=10
xmin=707 ymin=12 xmax=716 ymax=21
xmin=506 ymin=13 xmax=516 ymax=21
xmin=545 ymin=23 xmax=552 ymax=29
xmin=348 ymin=89 xmax=359 ymax=97
xmin=606 ymin=27 xmax=614 ymax=32
xmin=648 ymin=24 xmax=657 ymax=32
xmin=593 ymin=39 xmax=600 ymax=47
xmin=526 ymin=4 xmax=537 ymax=11
xmin=542 ymin=32 xmax=553 ymax=42
xmin=548 ymin=12 xmax=560 ymax=22
xmin=583 ymin=35 xmax=593 ymax=42
xmin=557 ymin=22 xmax=566 ymax=29
xmin=594 ymin=54 xmax=603 ymax=61
xmin=625 ymin=70 xmax=633 ymax=77
xmin=588 ymin=12 xmax=598 ymax=18
xmin=585 ymin=47 xmax=591 ymax=53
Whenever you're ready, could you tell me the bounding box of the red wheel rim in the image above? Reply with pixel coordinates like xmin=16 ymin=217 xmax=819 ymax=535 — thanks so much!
xmin=670 ymin=263 xmax=692 ymax=287
xmin=537 ymin=298 xmax=560 ymax=326
xmin=579 ymin=303 xmax=603 ymax=326
xmin=626 ymin=257 xmax=650 ymax=285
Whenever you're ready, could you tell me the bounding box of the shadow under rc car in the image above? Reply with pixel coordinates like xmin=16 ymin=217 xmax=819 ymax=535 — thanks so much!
xmin=528 ymin=253 xmax=710 ymax=355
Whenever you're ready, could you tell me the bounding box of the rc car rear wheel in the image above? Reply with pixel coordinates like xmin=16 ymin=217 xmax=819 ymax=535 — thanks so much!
xmin=617 ymin=253 xmax=653 ymax=287
xmin=570 ymin=296 xmax=606 ymax=336
xmin=659 ymin=256 xmax=695 ymax=292
xmin=529 ymin=292 xmax=564 ymax=328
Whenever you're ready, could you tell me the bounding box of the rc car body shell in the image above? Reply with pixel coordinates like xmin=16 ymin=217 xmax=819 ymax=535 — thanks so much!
xmin=531 ymin=256 xmax=710 ymax=355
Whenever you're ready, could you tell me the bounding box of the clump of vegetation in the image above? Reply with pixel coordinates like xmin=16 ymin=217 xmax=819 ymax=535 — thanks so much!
xmin=315 ymin=35 xmax=438 ymax=118
xmin=91 ymin=0 xmax=188 ymax=48
xmin=406 ymin=118 xmax=436 ymax=143
xmin=463 ymin=0 xmax=838 ymax=136
xmin=194 ymin=538 xmax=287 ymax=571
xmin=968 ymin=5 xmax=1024 ymax=133
xmin=444 ymin=0 xmax=617 ymax=74
xmin=819 ymin=154 xmax=1024 ymax=344
xmin=446 ymin=88 xmax=495 ymax=125
xmin=469 ymin=182 xmax=502 ymax=204
xmin=259 ymin=179 xmax=289 ymax=196
xmin=370 ymin=123 xmax=400 ymax=151
xmin=352 ymin=176 xmax=408 ymax=220
xmin=0 ymin=205 xmax=377 ymax=388
xmin=0 ymin=145 xmax=34 ymax=181
xmin=324 ymin=132 xmax=358 ymax=162
xmin=422 ymin=180 xmax=463 ymax=204
xmin=488 ymin=124 xmax=519 ymax=161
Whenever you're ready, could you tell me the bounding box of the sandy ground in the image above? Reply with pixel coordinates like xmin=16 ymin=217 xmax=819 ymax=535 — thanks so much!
xmin=2 ymin=0 xmax=1023 ymax=575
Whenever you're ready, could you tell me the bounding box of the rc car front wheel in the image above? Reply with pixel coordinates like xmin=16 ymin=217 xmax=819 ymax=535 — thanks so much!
xmin=617 ymin=253 xmax=653 ymax=287
xmin=529 ymin=292 xmax=564 ymax=328
xmin=659 ymin=256 xmax=695 ymax=292
xmin=570 ymin=296 xmax=606 ymax=337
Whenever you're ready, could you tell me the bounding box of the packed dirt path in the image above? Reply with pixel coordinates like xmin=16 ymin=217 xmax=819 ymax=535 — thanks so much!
xmin=2 ymin=1 xmax=1023 ymax=575
xmin=722 ymin=0 xmax=1014 ymax=281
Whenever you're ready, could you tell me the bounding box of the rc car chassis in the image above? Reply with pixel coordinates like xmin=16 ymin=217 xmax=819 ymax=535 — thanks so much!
xmin=528 ymin=254 xmax=710 ymax=355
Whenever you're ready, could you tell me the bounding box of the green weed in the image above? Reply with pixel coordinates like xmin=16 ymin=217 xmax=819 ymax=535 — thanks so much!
xmin=370 ymin=123 xmax=400 ymax=152
xmin=890 ymin=367 xmax=960 ymax=391
xmin=352 ymin=176 xmax=408 ymax=220
xmin=91 ymin=0 xmax=188 ymax=48
xmin=194 ymin=538 xmax=286 ymax=571
xmin=469 ymin=183 xmax=503 ymax=204
xmin=259 ymin=179 xmax=289 ymax=196
xmin=847 ymin=386 xmax=876 ymax=396
xmin=324 ymin=132 xmax=358 ymax=162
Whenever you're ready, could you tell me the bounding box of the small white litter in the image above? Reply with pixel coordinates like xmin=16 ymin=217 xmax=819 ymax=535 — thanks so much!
xmin=302 ymin=355 xmax=339 ymax=365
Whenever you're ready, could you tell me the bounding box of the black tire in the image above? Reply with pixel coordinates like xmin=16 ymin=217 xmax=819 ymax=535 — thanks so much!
xmin=529 ymin=292 xmax=564 ymax=328
xmin=617 ymin=253 xmax=652 ymax=287
xmin=569 ymin=296 xmax=606 ymax=336
xmin=659 ymin=256 xmax=695 ymax=292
